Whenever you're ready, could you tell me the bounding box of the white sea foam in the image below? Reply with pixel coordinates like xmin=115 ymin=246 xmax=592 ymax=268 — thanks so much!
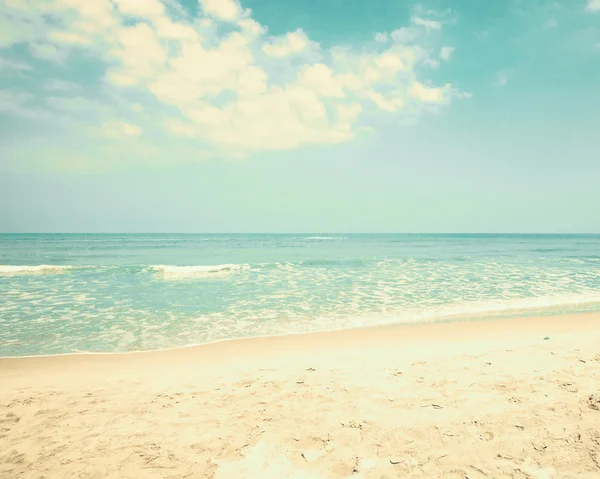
xmin=305 ymin=236 xmax=345 ymax=240
xmin=149 ymin=264 xmax=250 ymax=278
xmin=0 ymin=265 xmax=72 ymax=275
xmin=399 ymin=293 xmax=600 ymax=322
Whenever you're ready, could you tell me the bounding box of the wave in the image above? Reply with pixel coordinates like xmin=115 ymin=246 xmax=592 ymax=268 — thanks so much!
xmin=397 ymin=293 xmax=600 ymax=323
xmin=305 ymin=236 xmax=346 ymax=240
xmin=0 ymin=265 xmax=72 ymax=275
xmin=149 ymin=264 xmax=249 ymax=278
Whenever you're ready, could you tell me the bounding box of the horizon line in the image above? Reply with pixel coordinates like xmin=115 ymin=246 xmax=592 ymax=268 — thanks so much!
xmin=1 ymin=232 xmax=599 ymax=236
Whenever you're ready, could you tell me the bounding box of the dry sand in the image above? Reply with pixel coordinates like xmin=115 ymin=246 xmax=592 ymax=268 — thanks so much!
xmin=2 ymin=312 xmax=600 ymax=478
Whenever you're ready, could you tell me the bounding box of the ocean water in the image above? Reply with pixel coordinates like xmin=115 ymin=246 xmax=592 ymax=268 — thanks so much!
xmin=1 ymin=233 xmax=599 ymax=357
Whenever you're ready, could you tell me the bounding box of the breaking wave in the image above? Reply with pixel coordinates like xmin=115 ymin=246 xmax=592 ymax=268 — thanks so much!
xmin=149 ymin=264 xmax=250 ymax=278
xmin=0 ymin=265 xmax=73 ymax=275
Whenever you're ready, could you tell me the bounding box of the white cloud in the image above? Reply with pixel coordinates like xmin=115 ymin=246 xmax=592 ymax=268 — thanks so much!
xmin=29 ymin=43 xmax=66 ymax=63
xmin=54 ymin=0 xmax=118 ymax=38
xmin=107 ymin=23 xmax=167 ymax=86
xmin=440 ymin=46 xmax=454 ymax=61
xmin=374 ymin=51 xmax=408 ymax=72
xmin=0 ymin=12 xmax=36 ymax=47
xmin=374 ymin=32 xmax=388 ymax=43
xmin=200 ymin=0 xmax=242 ymax=21
xmin=297 ymin=64 xmax=345 ymax=98
xmin=390 ymin=28 xmax=420 ymax=43
xmin=48 ymin=30 xmax=92 ymax=45
xmin=113 ymin=0 xmax=165 ymax=18
xmin=423 ymin=58 xmax=440 ymax=69
xmin=0 ymin=0 xmax=462 ymax=160
xmin=154 ymin=17 xmax=199 ymax=40
xmin=455 ymin=91 xmax=472 ymax=100
xmin=337 ymin=103 xmax=362 ymax=123
xmin=147 ymin=31 xmax=256 ymax=107
xmin=262 ymin=29 xmax=310 ymax=58
xmin=99 ymin=120 xmax=142 ymax=138
xmin=411 ymin=16 xmax=442 ymax=31
xmin=586 ymin=0 xmax=600 ymax=12
xmin=105 ymin=71 xmax=138 ymax=87
xmin=238 ymin=18 xmax=265 ymax=37
xmin=366 ymin=90 xmax=403 ymax=112
xmin=236 ymin=65 xmax=268 ymax=97
xmin=409 ymin=82 xmax=450 ymax=103
xmin=164 ymin=118 xmax=196 ymax=137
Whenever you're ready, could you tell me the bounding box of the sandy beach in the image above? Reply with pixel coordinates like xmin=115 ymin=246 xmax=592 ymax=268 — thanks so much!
xmin=2 ymin=312 xmax=600 ymax=478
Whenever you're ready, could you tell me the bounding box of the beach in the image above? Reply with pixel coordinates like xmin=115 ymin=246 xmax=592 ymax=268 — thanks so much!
xmin=2 ymin=312 xmax=600 ymax=478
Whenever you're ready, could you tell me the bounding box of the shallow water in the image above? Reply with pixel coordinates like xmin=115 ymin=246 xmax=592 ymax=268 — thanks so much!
xmin=1 ymin=233 xmax=599 ymax=356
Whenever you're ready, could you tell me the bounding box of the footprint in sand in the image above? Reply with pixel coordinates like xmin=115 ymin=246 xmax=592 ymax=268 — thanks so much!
xmin=559 ymin=382 xmax=578 ymax=393
xmin=586 ymin=393 xmax=600 ymax=411
xmin=0 ymin=413 xmax=20 ymax=424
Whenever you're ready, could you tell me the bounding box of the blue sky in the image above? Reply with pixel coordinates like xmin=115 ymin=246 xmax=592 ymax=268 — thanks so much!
xmin=0 ymin=0 xmax=599 ymax=233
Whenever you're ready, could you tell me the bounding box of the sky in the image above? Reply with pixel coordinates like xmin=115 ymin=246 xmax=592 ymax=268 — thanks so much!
xmin=0 ymin=0 xmax=599 ymax=233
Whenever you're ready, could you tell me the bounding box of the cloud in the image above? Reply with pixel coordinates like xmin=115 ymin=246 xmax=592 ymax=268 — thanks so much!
xmin=440 ymin=46 xmax=454 ymax=61
xmin=0 ymin=0 xmax=462 ymax=161
xmin=409 ymin=82 xmax=450 ymax=103
xmin=99 ymin=120 xmax=142 ymax=139
xmin=154 ymin=17 xmax=199 ymax=40
xmin=374 ymin=32 xmax=388 ymax=43
xmin=586 ymin=0 xmax=600 ymax=12
xmin=113 ymin=0 xmax=166 ymax=18
xmin=29 ymin=43 xmax=66 ymax=63
xmin=147 ymin=32 xmax=257 ymax=107
xmin=45 ymin=79 xmax=81 ymax=91
xmin=390 ymin=28 xmax=420 ymax=43
xmin=262 ymin=29 xmax=311 ymax=58
xmin=455 ymin=91 xmax=472 ymax=100
xmin=0 ymin=12 xmax=36 ymax=47
xmin=104 ymin=22 xmax=169 ymax=90
xmin=200 ymin=0 xmax=242 ymax=22
xmin=411 ymin=16 xmax=442 ymax=31
xmin=297 ymin=64 xmax=345 ymax=98
xmin=0 ymin=56 xmax=32 ymax=71
xmin=0 ymin=89 xmax=57 ymax=121
xmin=48 ymin=30 xmax=92 ymax=46
xmin=164 ymin=118 xmax=196 ymax=137
xmin=238 ymin=18 xmax=265 ymax=37
xmin=0 ymin=89 xmax=33 ymax=110
xmin=422 ymin=58 xmax=440 ymax=69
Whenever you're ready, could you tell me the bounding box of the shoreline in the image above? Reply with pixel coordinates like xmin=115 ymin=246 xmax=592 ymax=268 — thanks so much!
xmin=2 ymin=307 xmax=599 ymax=362
xmin=2 ymin=311 xmax=598 ymax=370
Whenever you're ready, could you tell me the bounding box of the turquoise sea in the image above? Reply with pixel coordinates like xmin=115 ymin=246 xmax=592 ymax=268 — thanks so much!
xmin=1 ymin=234 xmax=599 ymax=357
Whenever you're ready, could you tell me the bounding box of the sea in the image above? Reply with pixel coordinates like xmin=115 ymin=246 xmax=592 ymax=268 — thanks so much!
xmin=1 ymin=233 xmax=599 ymax=357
